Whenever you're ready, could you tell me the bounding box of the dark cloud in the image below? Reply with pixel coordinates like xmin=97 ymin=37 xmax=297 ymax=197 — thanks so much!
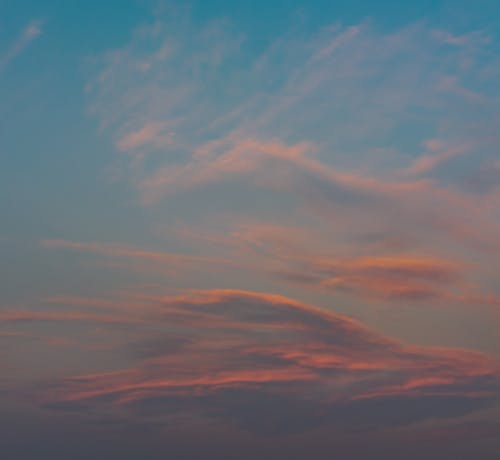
xmin=1 ymin=404 xmax=499 ymax=460
xmin=30 ymin=290 xmax=498 ymax=435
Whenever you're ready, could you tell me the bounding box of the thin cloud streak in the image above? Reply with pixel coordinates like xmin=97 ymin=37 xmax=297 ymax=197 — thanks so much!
xmin=0 ymin=20 xmax=43 ymax=73
xmin=42 ymin=239 xmax=235 ymax=273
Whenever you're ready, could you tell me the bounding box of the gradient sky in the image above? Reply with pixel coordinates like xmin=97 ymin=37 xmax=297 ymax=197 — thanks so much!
xmin=1 ymin=1 xmax=500 ymax=459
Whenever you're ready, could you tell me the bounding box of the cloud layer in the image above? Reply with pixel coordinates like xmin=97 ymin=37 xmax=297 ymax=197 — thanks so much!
xmin=18 ymin=290 xmax=495 ymax=434
xmin=82 ymin=10 xmax=500 ymax=323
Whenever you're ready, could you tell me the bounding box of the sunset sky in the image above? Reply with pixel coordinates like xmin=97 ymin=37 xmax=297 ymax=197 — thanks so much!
xmin=1 ymin=1 xmax=499 ymax=458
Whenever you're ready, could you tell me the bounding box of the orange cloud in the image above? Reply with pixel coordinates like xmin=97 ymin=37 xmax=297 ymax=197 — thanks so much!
xmin=138 ymin=137 xmax=316 ymax=202
xmin=271 ymin=252 xmax=462 ymax=302
xmin=35 ymin=290 xmax=498 ymax=433
xmin=137 ymin=135 xmax=433 ymax=206
xmin=170 ymin=218 xmax=477 ymax=304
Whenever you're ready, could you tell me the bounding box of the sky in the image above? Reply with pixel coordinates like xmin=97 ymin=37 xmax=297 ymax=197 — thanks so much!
xmin=1 ymin=1 xmax=499 ymax=458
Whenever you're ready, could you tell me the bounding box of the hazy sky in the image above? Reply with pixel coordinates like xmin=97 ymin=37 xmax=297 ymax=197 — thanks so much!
xmin=1 ymin=1 xmax=499 ymax=458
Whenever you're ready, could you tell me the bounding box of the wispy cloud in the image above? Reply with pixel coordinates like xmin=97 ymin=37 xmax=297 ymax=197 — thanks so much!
xmin=400 ymin=139 xmax=474 ymax=177
xmin=169 ymin=218 xmax=500 ymax=309
xmin=85 ymin=11 xmax=500 ymax=270
xmin=278 ymin=254 xmax=462 ymax=302
xmin=42 ymin=239 xmax=235 ymax=275
xmin=117 ymin=120 xmax=178 ymax=152
xmin=0 ymin=20 xmax=43 ymax=73
xmin=431 ymin=29 xmax=491 ymax=47
xmin=0 ymin=310 xmax=146 ymax=326
xmin=87 ymin=15 xmax=500 ymax=192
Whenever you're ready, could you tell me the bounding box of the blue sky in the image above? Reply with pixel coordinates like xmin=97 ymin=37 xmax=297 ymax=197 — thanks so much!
xmin=1 ymin=1 xmax=499 ymax=459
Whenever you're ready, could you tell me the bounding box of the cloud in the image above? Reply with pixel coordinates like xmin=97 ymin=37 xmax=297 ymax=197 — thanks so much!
xmin=278 ymin=254 xmax=463 ymax=302
xmin=138 ymin=137 xmax=319 ymax=202
xmin=36 ymin=290 xmax=499 ymax=434
xmin=0 ymin=412 xmax=499 ymax=460
xmin=401 ymin=139 xmax=474 ymax=176
xmin=87 ymin=15 xmax=499 ymax=193
xmin=85 ymin=12 xmax=500 ymax=275
xmin=42 ymin=239 xmax=235 ymax=274
xmin=117 ymin=120 xmax=178 ymax=152
xmin=41 ymin=232 xmax=474 ymax=305
xmin=173 ymin=217 xmax=469 ymax=303
xmin=0 ymin=20 xmax=43 ymax=73
xmin=0 ymin=310 xmax=147 ymax=326
xmin=432 ymin=29 xmax=491 ymax=47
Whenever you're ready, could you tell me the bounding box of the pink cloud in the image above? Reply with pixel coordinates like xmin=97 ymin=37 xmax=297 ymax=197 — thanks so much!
xmin=401 ymin=140 xmax=473 ymax=176
xmin=41 ymin=239 xmax=234 ymax=273
xmin=0 ymin=20 xmax=43 ymax=72
xmin=116 ymin=121 xmax=176 ymax=152
xmin=35 ymin=290 xmax=499 ymax=433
